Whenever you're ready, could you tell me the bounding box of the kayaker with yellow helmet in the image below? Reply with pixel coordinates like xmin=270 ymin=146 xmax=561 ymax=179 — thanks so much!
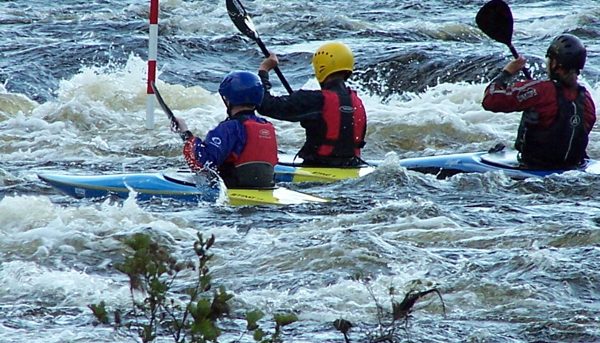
xmin=257 ymin=42 xmax=367 ymax=167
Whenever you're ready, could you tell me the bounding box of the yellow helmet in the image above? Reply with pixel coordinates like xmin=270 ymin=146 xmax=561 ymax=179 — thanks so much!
xmin=312 ymin=42 xmax=354 ymax=83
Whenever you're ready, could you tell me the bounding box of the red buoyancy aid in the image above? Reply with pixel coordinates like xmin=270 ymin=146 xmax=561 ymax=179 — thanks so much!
xmin=227 ymin=119 xmax=278 ymax=167
xmin=316 ymin=89 xmax=367 ymax=157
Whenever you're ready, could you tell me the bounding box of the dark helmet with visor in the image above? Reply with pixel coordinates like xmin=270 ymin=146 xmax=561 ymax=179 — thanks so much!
xmin=546 ymin=34 xmax=586 ymax=71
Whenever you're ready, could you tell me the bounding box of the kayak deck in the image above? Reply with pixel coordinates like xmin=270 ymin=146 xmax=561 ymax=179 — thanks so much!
xmin=274 ymin=154 xmax=376 ymax=183
xmin=397 ymin=149 xmax=600 ymax=179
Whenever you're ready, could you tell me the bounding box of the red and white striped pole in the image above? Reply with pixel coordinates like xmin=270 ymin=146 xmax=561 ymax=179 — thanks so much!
xmin=146 ymin=0 xmax=159 ymax=129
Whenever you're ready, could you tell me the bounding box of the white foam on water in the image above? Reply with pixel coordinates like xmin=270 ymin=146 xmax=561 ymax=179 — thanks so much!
xmin=0 ymin=194 xmax=207 ymax=306
xmin=3 ymin=50 xmax=599 ymax=165
xmin=0 ymin=260 xmax=130 ymax=307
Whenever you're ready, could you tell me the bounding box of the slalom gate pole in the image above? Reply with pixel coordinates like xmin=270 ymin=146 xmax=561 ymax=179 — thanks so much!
xmin=146 ymin=0 xmax=159 ymax=129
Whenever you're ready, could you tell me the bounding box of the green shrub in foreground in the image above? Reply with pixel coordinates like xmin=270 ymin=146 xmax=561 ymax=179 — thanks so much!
xmin=89 ymin=232 xmax=297 ymax=343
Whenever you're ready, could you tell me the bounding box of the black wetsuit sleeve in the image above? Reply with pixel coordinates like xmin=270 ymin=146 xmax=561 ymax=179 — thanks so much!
xmin=257 ymin=70 xmax=324 ymax=122
xmin=490 ymin=70 xmax=514 ymax=88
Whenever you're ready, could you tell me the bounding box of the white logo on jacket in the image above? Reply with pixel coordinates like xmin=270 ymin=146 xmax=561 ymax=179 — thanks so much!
xmin=570 ymin=114 xmax=581 ymax=127
xmin=517 ymin=88 xmax=537 ymax=102
xmin=210 ymin=137 xmax=222 ymax=148
xmin=258 ymin=129 xmax=272 ymax=139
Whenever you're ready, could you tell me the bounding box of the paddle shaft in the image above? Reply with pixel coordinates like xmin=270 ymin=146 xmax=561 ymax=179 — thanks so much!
xmin=226 ymin=0 xmax=294 ymax=94
xmin=255 ymin=38 xmax=293 ymax=94
xmin=151 ymin=82 xmax=194 ymax=142
xmin=507 ymin=44 xmax=532 ymax=80
xmin=151 ymin=82 xmax=177 ymax=129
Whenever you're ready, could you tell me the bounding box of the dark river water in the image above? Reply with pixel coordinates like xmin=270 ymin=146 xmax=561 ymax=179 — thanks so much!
xmin=1 ymin=0 xmax=599 ymax=342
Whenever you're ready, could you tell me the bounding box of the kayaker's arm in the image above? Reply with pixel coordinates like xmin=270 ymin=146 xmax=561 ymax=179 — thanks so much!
xmin=482 ymin=56 xmax=541 ymax=113
xmin=183 ymin=136 xmax=204 ymax=172
xmin=483 ymin=55 xmax=525 ymax=95
xmin=182 ymin=121 xmax=245 ymax=172
xmin=481 ymin=69 xmax=516 ymax=111
xmin=490 ymin=70 xmax=513 ymax=88
xmin=257 ymin=70 xmax=324 ymax=122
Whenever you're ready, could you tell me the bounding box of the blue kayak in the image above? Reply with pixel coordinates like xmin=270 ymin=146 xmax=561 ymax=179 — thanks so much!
xmin=39 ymin=149 xmax=596 ymax=206
xmin=396 ymin=148 xmax=600 ymax=179
xmin=37 ymin=155 xmax=374 ymax=206
xmin=38 ymin=171 xmax=329 ymax=206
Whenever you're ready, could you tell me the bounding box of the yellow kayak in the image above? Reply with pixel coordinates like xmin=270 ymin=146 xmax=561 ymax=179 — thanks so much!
xmin=274 ymin=155 xmax=376 ymax=183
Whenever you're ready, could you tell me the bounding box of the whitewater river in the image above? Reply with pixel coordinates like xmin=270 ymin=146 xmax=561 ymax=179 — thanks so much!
xmin=1 ymin=0 xmax=599 ymax=342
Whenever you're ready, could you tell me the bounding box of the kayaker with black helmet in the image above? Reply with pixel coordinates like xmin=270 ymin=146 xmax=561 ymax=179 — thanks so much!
xmin=482 ymin=34 xmax=596 ymax=169
xmin=172 ymin=71 xmax=278 ymax=188
xmin=256 ymin=42 xmax=367 ymax=167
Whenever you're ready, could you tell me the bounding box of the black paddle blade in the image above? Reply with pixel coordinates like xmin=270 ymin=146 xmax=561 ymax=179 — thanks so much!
xmin=476 ymin=0 xmax=513 ymax=45
xmin=226 ymin=0 xmax=258 ymax=40
xmin=225 ymin=0 xmax=294 ymax=94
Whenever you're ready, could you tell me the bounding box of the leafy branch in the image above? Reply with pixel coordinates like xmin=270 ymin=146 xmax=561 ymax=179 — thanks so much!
xmin=333 ymin=276 xmax=446 ymax=343
xmin=89 ymin=232 xmax=296 ymax=343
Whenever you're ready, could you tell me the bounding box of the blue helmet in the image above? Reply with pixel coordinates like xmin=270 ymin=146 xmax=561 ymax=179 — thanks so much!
xmin=218 ymin=71 xmax=264 ymax=107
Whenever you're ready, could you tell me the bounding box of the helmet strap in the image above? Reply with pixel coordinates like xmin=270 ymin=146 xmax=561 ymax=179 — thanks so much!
xmin=548 ymin=59 xmax=561 ymax=81
xmin=549 ymin=63 xmax=579 ymax=88
xmin=549 ymin=69 xmax=559 ymax=82
xmin=221 ymin=96 xmax=233 ymax=116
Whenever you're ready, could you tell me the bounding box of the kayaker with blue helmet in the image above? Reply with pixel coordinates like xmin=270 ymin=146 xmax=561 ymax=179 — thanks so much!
xmin=482 ymin=34 xmax=596 ymax=169
xmin=172 ymin=71 xmax=278 ymax=188
xmin=256 ymin=42 xmax=367 ymax=167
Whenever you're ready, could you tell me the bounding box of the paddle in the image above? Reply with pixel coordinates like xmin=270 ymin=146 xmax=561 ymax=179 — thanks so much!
xmin=476 ymin=0 xmax=532 ymax=79
xmin=151 ymin=82 xmax=190 ymax=141
xmin=226 ymin=0 xmax=294 ymax=94
xmin=151 ymin=81 xmax=224 ymax=188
